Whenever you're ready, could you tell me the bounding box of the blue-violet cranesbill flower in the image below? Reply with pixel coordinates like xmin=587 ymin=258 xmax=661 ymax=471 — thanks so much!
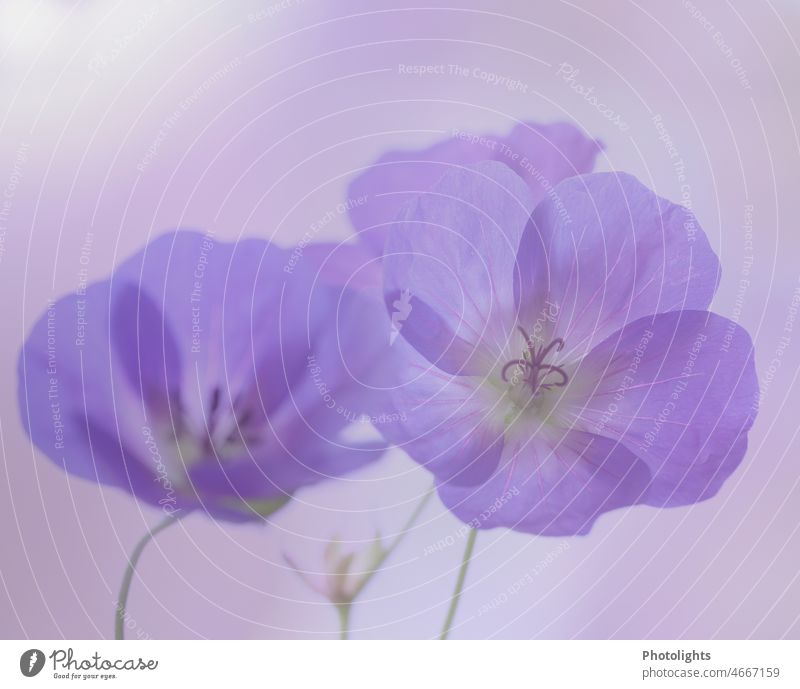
xmin=379 ymin=161 xmax=758 ymax=535
xmin=18 ymin=231 xmax=389 ymax=521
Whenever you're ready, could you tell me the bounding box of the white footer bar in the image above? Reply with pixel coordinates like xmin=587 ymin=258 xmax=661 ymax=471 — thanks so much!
xmin=1 ymin=640 xmax=796 ymax=688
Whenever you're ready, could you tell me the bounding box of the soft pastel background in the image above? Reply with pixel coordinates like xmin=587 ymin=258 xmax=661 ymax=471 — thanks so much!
xmin=1 ymin=0 xmax=799 ymax=639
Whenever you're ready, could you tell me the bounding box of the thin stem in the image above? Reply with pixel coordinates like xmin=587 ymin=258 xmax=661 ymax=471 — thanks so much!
xmin=338 ymin=487 xmax=435 ymax=640
xmin=439 ymin=528 xmax=478 ymax=640
xmin=337 ymin=605 xmax=351 ymax=640
xmin=115 ymin=513 xmax=180 ymax=640
xmin=350 ymin=487 xmax=436 ymax=602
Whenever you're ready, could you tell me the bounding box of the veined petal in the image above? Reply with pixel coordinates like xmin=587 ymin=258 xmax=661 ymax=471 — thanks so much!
xmin=379 ymin=338 xmax=505 ymax=486
xmin=383 ymin=161 xmax=533 ymax=374
xmin=438 ymin=430 xmax=651 ymax=536
xmin=565 ymin=310 xmax=758 ymax=506
xmin=349 ymin=121 xmax=602 ymax=255
xmin=515 ymin=173 xmax=721 ymax=360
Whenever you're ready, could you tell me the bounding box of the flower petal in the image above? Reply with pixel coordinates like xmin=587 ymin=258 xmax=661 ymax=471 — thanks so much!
xmin=19 ymin=231 xmax=393 ymax=520
xmin=565 ymin=310 xmax=758 ymax=506
xmin=112 ymin=231 xmax=311 ymax=424
xmin=187 ymin=438 xmax=386 ymax=504
xmin=349 ymin=121 xmax=602 ymax=255
xmin=111 ymin=284 xmax=182 ymax=417
xmin=121 ymin=233 xmax=392 ymax=485
xmin=383 ymin=161 xmax=533 ymax=374
xmin=378 ymin=338 xmax=505 ymax=486
xmin=438 ymin=430 xmax=651 ymax=536
xmin=17 ymin=282 xmax=180 ymax=505
xmin=272 ymin=240 xmax=398 ymax=448
xmin=515 ymin=173 xmax=721 ymax=360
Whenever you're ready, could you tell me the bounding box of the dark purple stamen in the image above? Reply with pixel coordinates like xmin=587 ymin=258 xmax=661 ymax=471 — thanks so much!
xmin=501 ymin=326 xmax=569 ymax=396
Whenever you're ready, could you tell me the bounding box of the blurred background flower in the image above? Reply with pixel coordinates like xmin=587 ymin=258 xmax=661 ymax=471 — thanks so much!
xmin=18 ymin=230 xmax=390 ymax=521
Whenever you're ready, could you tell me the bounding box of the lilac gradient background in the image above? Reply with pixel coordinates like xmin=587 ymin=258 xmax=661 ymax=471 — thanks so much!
xmin=1 ymin=0 xmax=800 ymax=638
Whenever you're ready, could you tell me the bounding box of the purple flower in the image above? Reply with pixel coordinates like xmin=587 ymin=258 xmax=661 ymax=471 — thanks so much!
xmin=18 ymin=231 xmax=389 ymax=521
xmin=380 ymin=162 xmax=759 ymax=535
xmin=348 ymin=121 xmax=602 ymax=256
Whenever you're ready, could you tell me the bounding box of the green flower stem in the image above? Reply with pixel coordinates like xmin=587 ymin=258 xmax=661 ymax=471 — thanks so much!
xmin=339 ymin=487 xmax=435 ymax=639
xmin=115 ymin=513 xmax=180 ymax=640
xmin=337 ymin=604 xmax=351 ymax=640
xmin=351 ymin=487 xmax=435 ymax=601
xmin=439 ymin=528 xmax=478 ymax=640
